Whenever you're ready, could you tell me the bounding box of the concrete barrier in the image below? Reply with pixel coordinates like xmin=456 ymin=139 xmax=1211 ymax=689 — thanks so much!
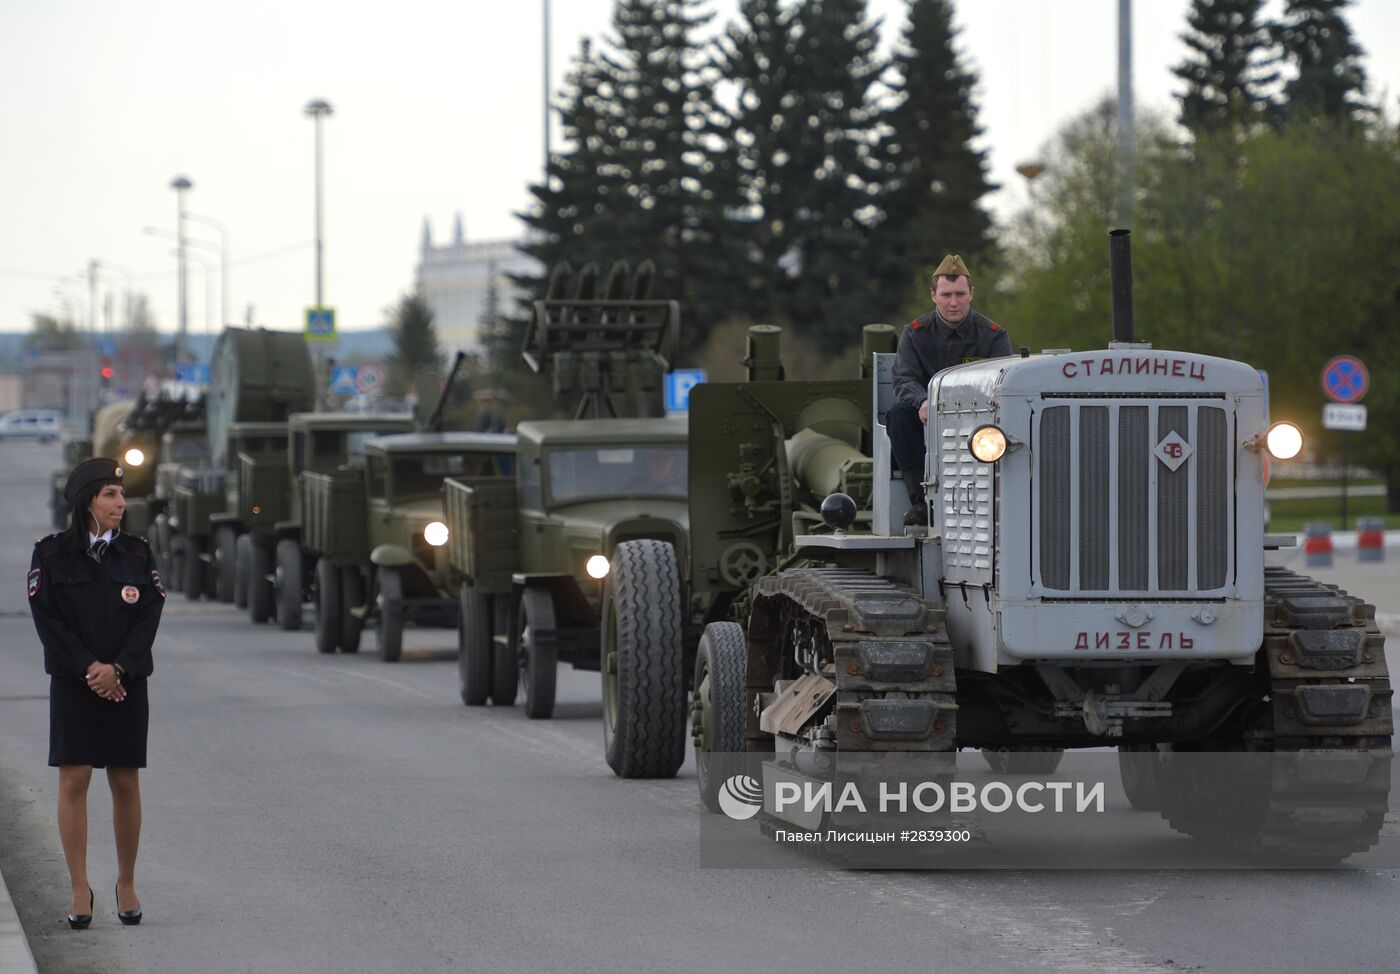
xmin=1303 ymin=521 xmax=1334 ymax=568
xmin=1357 ymin=517 xmax=1385 ymax=562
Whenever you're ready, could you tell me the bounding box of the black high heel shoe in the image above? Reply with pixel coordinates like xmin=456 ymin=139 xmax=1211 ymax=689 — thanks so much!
xmin=67 ymin=887 xmax=93 ymax=930
xmin=115 ymin=883 xmax=142 ymax=926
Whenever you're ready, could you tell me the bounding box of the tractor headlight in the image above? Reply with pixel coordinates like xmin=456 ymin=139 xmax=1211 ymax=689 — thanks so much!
xmin=123 ymin=448 xmax=146 ymax=467
xmin=586 ymin=554 xmax=610 ymax=579
xmin=424 ymin=521 xmax=449 ymax=547
xmin=1265 ymin=422 xmax=1303 ymax=461
xmin=968 ymin=425 xmax=1008 ymax=463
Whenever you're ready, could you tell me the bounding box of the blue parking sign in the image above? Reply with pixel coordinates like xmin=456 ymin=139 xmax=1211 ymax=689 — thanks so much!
xmin=664 ymin=369 xmax=706 ymax=412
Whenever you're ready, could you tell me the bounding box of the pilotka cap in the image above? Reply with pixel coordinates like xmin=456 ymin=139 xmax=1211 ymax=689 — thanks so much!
xmin=63 ymin=458 xmax=124 ymax=505
xmin=932 ymin=254 xmax=972 ymax=282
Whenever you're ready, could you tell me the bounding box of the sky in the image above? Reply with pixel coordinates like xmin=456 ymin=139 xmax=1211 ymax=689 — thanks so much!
xmin=2 ymin=0 xmax=1398 ymax=337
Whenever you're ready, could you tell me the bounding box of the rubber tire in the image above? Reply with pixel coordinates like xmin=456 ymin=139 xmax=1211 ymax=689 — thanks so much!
xmin=275 ymin=540 xmax=304 ymax=631
xmin=233 ymin=533 xmax=252 ymax=609
xmin=214 ymin=527 xmax=238 ymax=603
xmin=1119 ymin=744 xmax=1163 ymax=811
xmin=340 ymin=569 xmax=365 ymax=654
xmin=981 ymin=747 xmax=1066 ymax=775
xmin=601 ymin=539 xmax=686 ymax=779
xmin=491 ymin=594 xmax=518 ymax=706
xmin=458 ymin=583 xmax=492 ymax=706
xmin=182 ymin=536 xmax=205 ymax=601
xmin=375 ymin=567 xmax=404 ymax=662
xmin=518 ymin=588 xmax=555 ymax=718
xmin=313 ymin=558 xmax=341 ymax=654
xmin=693 ymin=622 xmax=749 ymax=813
xmin=248 ymin=541 xmax=275 ymax=624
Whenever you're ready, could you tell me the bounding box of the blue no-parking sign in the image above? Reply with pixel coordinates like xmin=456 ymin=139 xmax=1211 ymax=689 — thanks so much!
xmin=664 ymin=369 xmax=707 ymax=412
xmin=1321 ymin=356 xmax=1368 ymax=404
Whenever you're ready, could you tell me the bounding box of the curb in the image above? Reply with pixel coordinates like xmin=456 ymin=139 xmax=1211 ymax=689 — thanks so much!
xmin=0 ymin=867 xmax=37 ymax=974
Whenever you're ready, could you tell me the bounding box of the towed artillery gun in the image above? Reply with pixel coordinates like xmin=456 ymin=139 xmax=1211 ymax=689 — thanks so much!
xmin=301 ymin=353 xmax=516 ymax=658
xmin=691 ymin=232 xmax=1391 ymax=862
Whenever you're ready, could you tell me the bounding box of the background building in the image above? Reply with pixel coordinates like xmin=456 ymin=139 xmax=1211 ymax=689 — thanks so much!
xmin=414 ymin=214 xmax=536 ymax=356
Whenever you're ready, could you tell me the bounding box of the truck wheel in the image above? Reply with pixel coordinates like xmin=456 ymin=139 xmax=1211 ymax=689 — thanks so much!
xmin=233 ymin=533 xmax=252 ymax=609
xmin=518 ymin=587 xmax=555 ymax=718
xmin=692 ymin=622 xmax=748 ymax=813
xmin=981 ymin=747 xmax=1066 ymax=775
xmin=601 ymin=539 xmax=685 ymax=779
xmin=458 ymin=583 xmax=492 ymax=706
xmin=491 ymin=594 xmax=518 ymax=707
xmin=375 ymin=567 xmax=404 ymax=662
xmin=313 ymin=558 xmax=341 ymax=654
xmin=183 ymin=536 xmax=205 ymax=601
xmin=248 ymin=542 xmax=275 ymax=624
xmin=1118 ymin=744 xmax=1163 ymax=811
xmin=340 ymin=569 xmax=365 ymax=654
xmin=215 ymin=526 xmax=238 ymax=603
xmin=274 ymin=540 xmax=303 ymax=631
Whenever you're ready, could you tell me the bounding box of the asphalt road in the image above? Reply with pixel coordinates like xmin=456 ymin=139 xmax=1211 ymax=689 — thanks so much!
xmin=1 ymin=439 xmax=1397 ymax=974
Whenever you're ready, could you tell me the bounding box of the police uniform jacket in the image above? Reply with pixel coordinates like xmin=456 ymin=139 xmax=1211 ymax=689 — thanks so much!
xmin=28 ymin=531 xmax=165 ymax=768
xmin=892 ymin=309 xmax=1011 ymax=407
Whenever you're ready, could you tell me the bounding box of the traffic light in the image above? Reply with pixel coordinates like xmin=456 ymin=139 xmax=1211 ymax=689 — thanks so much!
xmin=100 ymin=357 xmax=113 ymax=386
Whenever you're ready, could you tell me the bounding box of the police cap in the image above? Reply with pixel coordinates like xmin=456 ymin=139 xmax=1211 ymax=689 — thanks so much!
xmin=64 ymin=458 xmax=124 ymax=505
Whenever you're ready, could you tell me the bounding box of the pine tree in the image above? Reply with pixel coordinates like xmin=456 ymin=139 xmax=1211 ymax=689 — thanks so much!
xmin=1272 ymin=0 xmax=1371 ymax=124
xmin=386 ymin=292 xmax=444 ymax=397
xmin=715 ymin=0 xmax=885 ymax=347
xmin=515 ymin=38 xmax=628 ymax=312
xmin=597 ymin=0 xmax=730 ymax=350
xmin=873 ymin=0 xmax=994 ymax=315
xmin=1172 ymin=0 xmax=1278 ymax=134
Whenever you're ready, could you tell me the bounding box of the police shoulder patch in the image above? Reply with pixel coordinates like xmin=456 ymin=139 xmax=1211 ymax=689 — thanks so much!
xmin=150 ymin=568 xmax=166 ymax=598
xmin=28 ymin=569 xmax=40 ymax=599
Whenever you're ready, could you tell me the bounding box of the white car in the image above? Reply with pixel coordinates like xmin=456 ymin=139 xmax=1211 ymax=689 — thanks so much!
xmin=0 ymin=409 xmax=63 ymax=442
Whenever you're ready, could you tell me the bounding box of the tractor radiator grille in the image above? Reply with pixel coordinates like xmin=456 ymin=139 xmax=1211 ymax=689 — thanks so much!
xmin=1036 ymin=400 xmax=1232 ymax=595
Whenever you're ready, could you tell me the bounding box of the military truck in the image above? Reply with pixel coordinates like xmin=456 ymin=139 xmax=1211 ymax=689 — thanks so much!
xmin=165 ymin=328 xmax=316 ymax=602
xmin=148 ymin=416 xmax=210 ymax=583
xmin=690 ymin=231 xmax=1392 ymax=862
xmin=265 ymin=411 xmax=416 ymax=630
xmin=303 ymin=431 xmax=515 ymax=659
xmin=446 ymin=259 xmax=724 ymax=780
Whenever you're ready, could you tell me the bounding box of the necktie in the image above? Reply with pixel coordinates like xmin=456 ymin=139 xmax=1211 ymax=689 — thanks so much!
xmin=89 ymin=540 xmax=109 ymax=562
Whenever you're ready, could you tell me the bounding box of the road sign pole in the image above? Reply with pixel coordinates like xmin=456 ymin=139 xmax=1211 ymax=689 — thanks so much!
xmin=1341 ymin=432 xmax=1349 ymax=531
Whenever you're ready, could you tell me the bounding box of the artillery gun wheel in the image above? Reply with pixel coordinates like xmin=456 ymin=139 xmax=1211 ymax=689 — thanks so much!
xmin=518 ymin=587 xmax=555 ymax=718
xmin=182 ymin=536 xmax=206 ymax=601
xmin=981 ymin=747 xmax=1065 ymax=776
xmin=1156 ymin=570 xmax=1392 ymax=863
xmin=248 ymin=542 xmax=275 ymax=624
xmin=1118 ymin=744 xmax=1163 ymax=811
xmin=601 ymin=540 xmax=685 ymax=779
xmin=374 ymin=567 xmax=404 ymax=662
xmin=490 ymin=594 xmax=518 ymax=706
xmin=275 ymin=540 xmax=303 ymax=631
xmin=458 ymin=583 xmax=492 ymax=706
xmin=692 ymin=622 xmax=749 ymax=813
xmin=313 ymin=558 xmax=340 ymax=654
xmin=233 ymin=534 xmax=252 ymax=609
xmin=215 ymin=526 xmax=238 ymax=603
xmin=340 ymin=569 xmax=365 ymax=654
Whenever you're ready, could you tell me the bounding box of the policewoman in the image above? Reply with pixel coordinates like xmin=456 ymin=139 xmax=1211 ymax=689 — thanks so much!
xmin=27 ymin=458 xmax=165 ymax=929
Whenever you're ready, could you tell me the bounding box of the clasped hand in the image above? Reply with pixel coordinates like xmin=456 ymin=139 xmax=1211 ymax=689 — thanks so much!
xmin=85 ymin=662 xmax=126 ymax=702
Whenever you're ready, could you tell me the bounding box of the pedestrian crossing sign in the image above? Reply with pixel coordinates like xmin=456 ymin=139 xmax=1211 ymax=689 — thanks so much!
xmin=305 ymin=307 xmax=336 ymax=343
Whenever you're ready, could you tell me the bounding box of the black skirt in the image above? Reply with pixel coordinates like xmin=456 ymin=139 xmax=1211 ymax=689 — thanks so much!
xmin=48 ymin=675 xmax=149 ymax=768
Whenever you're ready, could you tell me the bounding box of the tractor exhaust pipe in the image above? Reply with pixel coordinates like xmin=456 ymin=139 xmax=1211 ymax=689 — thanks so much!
xmin=1109 ymin=228 xmax=1134 ymax=344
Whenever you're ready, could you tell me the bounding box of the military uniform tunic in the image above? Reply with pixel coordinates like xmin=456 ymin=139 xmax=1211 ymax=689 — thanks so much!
xmin=28 ymin=532 xmax=165 ymax=768
xmin=892 ymin=308 xmax=1012 ymax=406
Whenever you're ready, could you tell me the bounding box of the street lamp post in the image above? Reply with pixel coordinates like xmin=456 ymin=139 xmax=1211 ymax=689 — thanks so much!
xmin=174 ymin=248 xmax=217 ymax=333
xmin=186 ymin=211 xmax=229 ymax=326
xmin=303 ymin=99 xmax=333 ymax=312
xmin=171 ymin=175 xmax=192 ymax=365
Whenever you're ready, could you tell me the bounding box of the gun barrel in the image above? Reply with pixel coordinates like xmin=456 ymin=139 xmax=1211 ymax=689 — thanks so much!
xmin=785 ymin=428 xmax=868 ymax=503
